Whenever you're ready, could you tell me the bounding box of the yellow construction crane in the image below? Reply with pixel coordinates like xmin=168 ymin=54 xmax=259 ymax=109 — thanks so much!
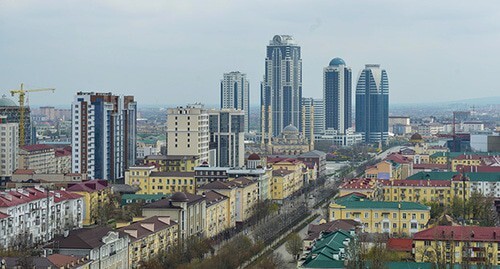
xmin=10 ymin=83 xmax=55 ymax=146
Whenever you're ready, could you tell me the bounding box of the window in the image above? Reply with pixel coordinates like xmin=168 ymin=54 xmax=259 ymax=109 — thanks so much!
xmin=402 ymin=213 xmax=407 ymax=219
xmin=424 ymin=241 xmax=431 ymax=246
xmin=420 ymin=214 xmax=424 ymax=219
xmin=374 ymin=213 xmax=378 ymax=218
xmin=393 ymin=213 xmax=397 ymax=219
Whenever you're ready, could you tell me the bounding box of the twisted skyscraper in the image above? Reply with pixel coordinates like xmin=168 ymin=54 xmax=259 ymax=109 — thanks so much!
xmin=355 ymin=64 xmax=389 ymax=143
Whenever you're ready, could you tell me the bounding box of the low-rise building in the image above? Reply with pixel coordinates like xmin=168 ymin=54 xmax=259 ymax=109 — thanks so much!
xmin=67 ymin=180 xmax=112 ymax=226
xmin=382 ymin=179 xmax=453 ymax=205
xmin=18 ymin=144 xmax=56 ymax=174
xmin=47 ymin=226 xmax=130 ymax=269
xmin=298 ymin=150 xmax=327 ymax=178
xmin=0 ymin=187 xmax=83 ymax=248
xmin=298 ymin=229 xmax=353 ymax=269
xmin=119 ymin=216 xmax=178 ymax=268
xmin=338 ymin=178 xmax=383 ymax=201
xmin=198 ymin=181 xmax=237 ymax=229
xmin=142 ymin=192 xmax=206 ymax=240
xmin=231 ymin=177 xmax=259 ymax=223
xmin=126 ymin=165 xmax=196 ymax=195
xmin=271 ymin=169 xmax=303 ymax=202
xmin=413 ymin=226 xmax=500 ymax=265
xmin=329 ymin=193 xmax=430 ymax=236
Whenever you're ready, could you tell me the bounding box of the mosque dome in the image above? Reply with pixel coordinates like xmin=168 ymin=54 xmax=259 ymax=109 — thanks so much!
xmin=329 ymin=58 xmax=346 ymax=67
xmin=0 ymin=95 xmax=17 ymax=107
xmin=282 ymin=124 xmax=299 ymax=134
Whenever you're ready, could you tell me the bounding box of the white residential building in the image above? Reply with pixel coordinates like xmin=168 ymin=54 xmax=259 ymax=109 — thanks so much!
xmin=0 ymin=187 xmax=83 ymax=248
xmin=166 ymin=104 xmax=209 ymax=163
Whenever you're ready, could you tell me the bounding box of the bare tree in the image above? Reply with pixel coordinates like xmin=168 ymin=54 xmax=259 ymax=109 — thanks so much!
xmin=285 ymin=233 xmax=302 ymax=261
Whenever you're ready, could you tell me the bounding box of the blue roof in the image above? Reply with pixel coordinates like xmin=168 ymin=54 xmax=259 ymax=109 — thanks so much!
xmin=329 ymin=58 xmax=346 ymax=66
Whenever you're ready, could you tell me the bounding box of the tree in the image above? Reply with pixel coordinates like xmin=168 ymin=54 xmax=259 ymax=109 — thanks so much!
xmin=285 ymin=233 xmax=302 ymax=261
xmin=253 ymin=253 xmax=286 ymax=269
xmin=345 ymin=237 xmax=367 ymax=269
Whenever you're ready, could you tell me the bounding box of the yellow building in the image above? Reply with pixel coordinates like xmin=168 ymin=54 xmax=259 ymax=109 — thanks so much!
xmin=143 ymin=155 xmax=199 ymax=172
xmin=198 ymin=181 xmax=237 ymax=229
xmin=413 ymin=226 xmax=500 ymax=265
xmin=119 ymin=216 xmax=178 ymax=268
xmin=125 ymin=165 xmax=196 ymax=195
xmin=198 ymin=177 xmax=259 ymax=224
xmin=18 ymin=144 xmax=56 ymax=174
xmin=382 ymin=179 xmax=453 ymax=205
xmin=267 ymin=157 xmax=307 ymax=201
xmin=451 ymin=154 xmax=483 ymax=172
xmin=231 ymin=177 xmax=259 ymax=222
xmin=430 ymin=152 xmax=449 ymax=165
xmin=203 ymin=190 xmax=231 ymax=238
xmin=329 ymin=193 xmax=430 ymax=236
xmin=67 ymin=180 xmax=112 ymax=226
xmin=405 ymin=172 xmax=471 ymax=204
xmin=365 ymin=160 xmax=393 ymax=180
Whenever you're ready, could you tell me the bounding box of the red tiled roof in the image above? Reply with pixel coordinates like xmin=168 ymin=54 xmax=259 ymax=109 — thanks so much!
xmin=13 ymin=169 xmax=36 ymax=175
xmin=55 ymin=148 xmax=71 ymax=157
xmin=67 ymin=180 xmax=109 ymax=192
xmin=455 ymin=154 xmax=483 ymax=161
xmin=0 ymin=187 xmax=82 ymax=208
xmin=340 ymin=178 xmax=378 ymax=190
xmin=203 ymin=190 xmax=228 ymax=206
xmin=20 ymin=144 xmax=54 ymax=152
xmin=456 ymin=165 xmax=500 ymax=173
xmin=47 ymin=254 xmax=81 ymax=268
xmin=413 ymin=163 xmax=448 ymax=170
xmin=385 ymin=153 xmax=412 ymax=164
xmin=119 ymin=216 xmax=177 ymax=242
xmin=53 ymin=190 xmax=83 ymax=203
xmin=414 ymin=226 xmax=500 ymax=242
xmin=272 ymin=169 xmax=293 ymax=176
xmin=267 ymin=157 xmax=302 ymax=165
xmin=387 ymin=238 xmax=413 ymax=252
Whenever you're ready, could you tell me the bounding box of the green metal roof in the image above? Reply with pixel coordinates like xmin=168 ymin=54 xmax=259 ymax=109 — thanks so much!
xmin=121 ymin=194 xmax=168 ymax=205
xmin=299 ymin=230 xmax=351 ymax=269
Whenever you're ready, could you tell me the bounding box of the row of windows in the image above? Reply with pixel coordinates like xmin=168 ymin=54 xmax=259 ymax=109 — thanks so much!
xmin=337 ymin=212 xmax=426 ymax=220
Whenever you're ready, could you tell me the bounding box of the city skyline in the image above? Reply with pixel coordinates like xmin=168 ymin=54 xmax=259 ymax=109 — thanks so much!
xmin=1 ymin=1 xmax=499 ymax=107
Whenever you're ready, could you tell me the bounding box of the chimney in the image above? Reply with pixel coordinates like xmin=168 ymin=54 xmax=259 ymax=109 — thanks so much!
xmin=141 ymin=223 xmax=155 ymax=232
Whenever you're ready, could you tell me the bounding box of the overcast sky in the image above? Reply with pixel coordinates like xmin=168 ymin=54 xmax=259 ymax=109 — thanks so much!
xmin=1 ymin=0 xmax=499 ymax=107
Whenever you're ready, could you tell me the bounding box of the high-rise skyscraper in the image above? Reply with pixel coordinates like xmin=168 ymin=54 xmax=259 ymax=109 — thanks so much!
xmin=355 ymin=64 xmax=389 ymax=143
xmin=220 ymin=71 xmax=250 ymax=133
xmin=302 ymin=98 xmax=325 ymax=137
xmin=72 ymin=92 xmax=137 ymax=180
xmin=208 ymin=109 xmax=245 ymax=167
xmin=166 ymin=104 xmax=209 ymax=163
xmin=0 ymin=116 xmax=18 ymax=184
xmin=261 ymin=35 xmax=302 ymax=140
xmin=324 ymin=58 xmax=352 ymax=134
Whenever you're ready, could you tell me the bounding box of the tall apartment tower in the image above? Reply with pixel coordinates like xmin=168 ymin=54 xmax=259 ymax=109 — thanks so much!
xmin=355 ymin=64 xmax=389 ymax=143
xmin=0 ymin=116 xmax=18 ymax=184
xmin=72 ymin=92 xmax=137 ymax=180
xmin=302 ymin=98 xmax=325 ymax=137
xmin=208 ymin=109 xmax=245 ymax=167
xmin=220 ymin=72 xmax=250 ymax=133
xmin=166 ymin=104 xmax=209 ymax=163
xmin=324 ymin=58 xmax=352 ymax=134
xmin=261 ymin=35 xmax=302 ymax=140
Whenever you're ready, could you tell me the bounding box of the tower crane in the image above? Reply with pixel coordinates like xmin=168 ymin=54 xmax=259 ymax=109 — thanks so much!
xmin=10 ymin=83 xmax=55 ymax=146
